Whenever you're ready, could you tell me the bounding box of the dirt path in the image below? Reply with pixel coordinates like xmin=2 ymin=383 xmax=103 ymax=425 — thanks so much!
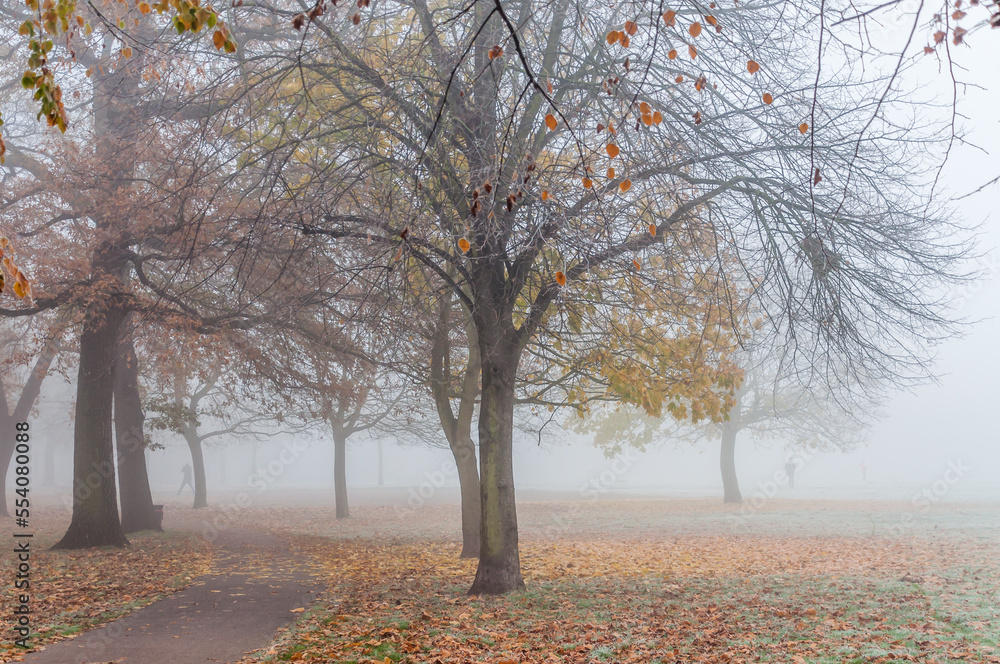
xmin=21 ymin=529 xmax=319 ymax=664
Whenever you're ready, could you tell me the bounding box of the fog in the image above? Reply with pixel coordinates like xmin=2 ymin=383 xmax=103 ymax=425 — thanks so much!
xmin=15 ymin=9 xmax=1000 ymax=517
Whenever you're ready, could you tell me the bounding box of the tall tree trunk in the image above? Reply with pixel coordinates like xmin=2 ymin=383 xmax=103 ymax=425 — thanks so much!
xmin=469 ymin=352 xmax=523 ymax=594
xmin=334 ymin=430 xmax=349 ymax=519
xmin=186 ymin=435 xmax=208 ymax=509
xmin=720 ymin=424 xmax=742 ymax=504
xmin=453 ymin=434 xmax=481 ymax=558
xmin=52 ymin=300 xmax=129 ymax=549
xmin=429 ymin=289 xmax=483 ymax=558
xmin=0 ymin=430 xmax=11 ymax=518
xmin=114 ymin=331 xmax=159 ymax=532
xmin=0 ymin=338 xmax=60 ymax=516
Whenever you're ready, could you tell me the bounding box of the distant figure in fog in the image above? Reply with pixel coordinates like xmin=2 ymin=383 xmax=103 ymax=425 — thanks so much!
xmin=178 ymin=463 xmax=194 ymax=495
xmin=860 ymin=460 xmax=867 ymax=482
xmin=785 ymin=459 xmax=797 ymax=488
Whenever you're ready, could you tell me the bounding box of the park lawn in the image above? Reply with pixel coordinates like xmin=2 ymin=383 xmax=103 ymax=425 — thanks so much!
xmin=0 ymin=509 xmax=212 ymax=662
xmin=243 ymin=531 xmax=1000 ymax=664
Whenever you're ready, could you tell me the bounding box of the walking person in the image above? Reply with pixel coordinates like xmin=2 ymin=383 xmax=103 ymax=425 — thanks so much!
xmin=785 ymin=458 xmax=797 ymax=489
xmin=178 ymin=462 xmax=195 ymax=495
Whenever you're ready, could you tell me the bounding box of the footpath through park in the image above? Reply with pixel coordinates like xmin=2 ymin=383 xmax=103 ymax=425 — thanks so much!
xmin=21 ymin=529 xmax=319 ymax=664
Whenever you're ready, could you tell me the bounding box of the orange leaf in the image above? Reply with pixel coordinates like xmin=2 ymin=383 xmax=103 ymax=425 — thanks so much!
xmin=633 ymin=258 xmax=642 ymax=270
xmin=213 ymin=29 xmax=226 ymax=50
xmin=619 ymin=179 xmax=632 ymax=192
xmin=541 ymin=191 xmax=550 ymax=201
xmin=799 ymin=122 xmax=809 ymax=134
xmin=649 ymin=224 xmax=657 ymax=236
xmin=762 ymin=93 xmax=773 ymax=104
xmin=668 ymin=49 xmax=677 ymax=59
xmin=675 ymin=75 xmax=684 ymax=83
xmin=458 ymin=238 xmax=471 ymax=253
xmin=747 ymin=59 xmax=760 ymax=73
xmin=606 ymin=143 xmax=620 ymax=158
xmin=138 ymin=1 xmax=151 ymax=13
xmin=489 ymin=45 xmax=503 ymax=59
xmin=607 ymin=167 xmax=616 ymax=179
xmin=545 ymin=113 xmax=557 ymax=130
xmin=624 ymin=20 xmax=638 ymax=36
xmin=652 ymin=111 xmax=663 ymax=124
xmin=663 ymin=10 xmax=676 ymax=26
xmin=555 ymin=271 xmax=567 ymax=286
xmin=689 ymin=22 xmax=702 ymax=37
xmin=639 ymin=101 xmax=651 ymax=115
xmin=583 ymin=178 xmax=593 ymax=189
xmin=607 ymin=30 xmax=620 ymax=44
xmin=689 ymin=44 xmax=697 ymax=59
xmin=642 ymin=114 xmax=653 ymax=126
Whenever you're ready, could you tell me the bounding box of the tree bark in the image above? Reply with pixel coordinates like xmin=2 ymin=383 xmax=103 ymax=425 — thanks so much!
xmin=429 ymin=290 xmax=483 ymax=558
xmin=114 ymin=330 xmax=159 ymax=532
xmin=186 ymin=434 xmax=208 ymax=509
xmin=334 ymin=430 xmax=349 ymax=519
xmin=52 ymin=299 xmax=129 ymax=549
xmin=720 ymin=424 xmax=742 ymax=504
xmin=0 ymin=339 xmax=59 ymax=516
xmin=454 ymin=434 xmax=481 ymax=558
xmin=469 ymin=350 xmax=523 ymax=594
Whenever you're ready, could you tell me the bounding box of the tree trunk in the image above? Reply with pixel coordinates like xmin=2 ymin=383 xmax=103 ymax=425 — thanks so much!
xmin=52 ymin=301 xmax=129 ymax=549
xmin=114 ymin=332 xmax=159 ymax=532
xmin=334 ymin=431 xmax=349 ymax=519
xmin=453 ymin=434 xmax=481 ymax=558
xmin=469 ymin=353 xmax=523 ymax=594
xmin=0 ymin=338 xmax=60 ymax=516
xmin=720 ymin=424 xmax=742 ymax=504
xmin=186 ymin=435 xmax=208 ymax=509
xmin=0 ymin=430 xmax=11 ymax=518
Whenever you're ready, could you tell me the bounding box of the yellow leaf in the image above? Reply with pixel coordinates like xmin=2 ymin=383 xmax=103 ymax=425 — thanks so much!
xmin=139 ymin=2 xmax=151 ymax=14
xmin=213 ymin=29 xmax=225 ymax=50
xmin=121 ymin=47 xmax=133 ymax=58
xmin=458 ymin=238 xmax=471 ymax=253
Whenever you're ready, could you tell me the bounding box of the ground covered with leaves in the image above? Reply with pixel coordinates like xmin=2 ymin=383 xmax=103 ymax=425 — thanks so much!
xmin=0 ymin=508 xmax=212 ymax=662
xmin=231 ymin=499 xmax=1000 ymax=664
